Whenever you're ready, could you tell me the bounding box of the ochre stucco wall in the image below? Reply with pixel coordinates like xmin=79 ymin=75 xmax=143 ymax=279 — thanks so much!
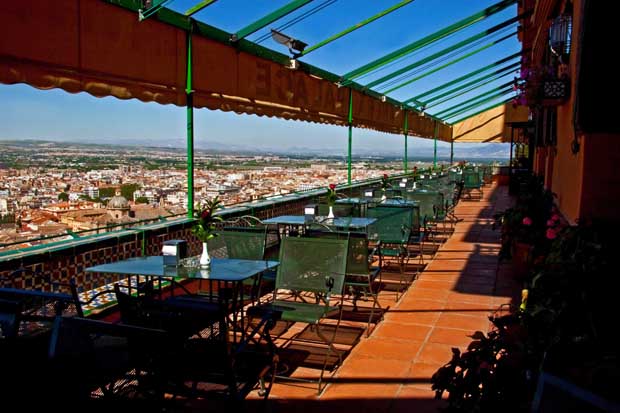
xmin=579 ymin=135 xmax=620 ymax=223
xmin=548 ymin=0 xmax=583 ymax=224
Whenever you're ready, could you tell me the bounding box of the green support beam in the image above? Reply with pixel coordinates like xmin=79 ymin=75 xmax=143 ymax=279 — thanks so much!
xmin=302 ymin=0 xmax=415 ymax=56
xmin=403 ymin=110 xmax=409 ymax=173
xmin=429 ymin=78 xmax=515 ymax=112
xmin=404 ymin=50 xmax=524 ymax=105
xmin=185 ymin=0 xmax=218 ymax=17
xmin=426 ymin=72 xmax=514 ymax=110
xmin=435 ymin=83 xmax=514 ymax=118
xmin=433 ymin=121 xmax=438 ymax=168
xmin=232 ymin=0 xmax=313 ymax=41
xmin=186 ymin=31 xmax=195 ymax=218
xmin=381 ymin=30 xmax=516 ymax=94
xmin=347 ymin=89 xmax=353 ymax=185
xmin=365 ymin=15 xmax=522 ymax=89
xmin=423 ymin=62 xmax=519 ymax=108
xmin=441 ymin=88 xmax=514 ymax=120
xmin=449 ymin=98 xmax=513 ymax=125
xmin=342 ymin=0 xmax=517 ymax=81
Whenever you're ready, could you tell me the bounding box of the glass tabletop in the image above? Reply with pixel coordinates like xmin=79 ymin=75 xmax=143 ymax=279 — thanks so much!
xmin=262 ymin=215 xmax=376 ymax=229
xmin=85 ymin=256 xmax=279 ymax=281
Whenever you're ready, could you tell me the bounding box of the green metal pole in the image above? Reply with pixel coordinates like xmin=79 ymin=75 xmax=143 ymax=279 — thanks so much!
xmin=347 ymin=89 xmax=353 ymax=185
xmin=186 ymin=31 xmax=194 ymax=218
xmin=433 ymin=121 xmax=438 ymax=169
xmin=403 ymin=110 xmax=409 ymax=173
xmin=450 ymin=140 xmax=454 ymax=164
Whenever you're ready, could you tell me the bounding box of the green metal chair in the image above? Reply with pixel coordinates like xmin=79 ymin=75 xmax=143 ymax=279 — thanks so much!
xmin=366 ymin=206 xmax=414 ymax=301
xmin=404 ymin=190 xmax=444 ymax=244
xmin=304 ymin=230 xmax=382 ymax=336
xmin=253 ymin=236 xmax=349 ymax=394
xmin=463 ymin=170 xmax=483 ymax=199
xmin=206 ymin=228 xmax=271 ymax=304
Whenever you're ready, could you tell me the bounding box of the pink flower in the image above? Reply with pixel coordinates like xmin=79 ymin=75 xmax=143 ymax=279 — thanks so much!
xmin=546 ymin=228 xmax=557 ymax=240
xmin=329 ymin=183 xmax=336 ymax=190
xmin=552 ymin=214 xmax=561 ymax=222
xmin=546 ymin=219 xmax=555 ymax=227
xmin=383 ymin=174 xmax=388 ymax=179
xmin=522 ymin=217 xmax=533 ymax=226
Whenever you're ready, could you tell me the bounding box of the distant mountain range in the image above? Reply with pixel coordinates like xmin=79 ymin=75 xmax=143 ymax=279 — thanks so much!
xmin=0 ymin=137 xmax=510 ymax=159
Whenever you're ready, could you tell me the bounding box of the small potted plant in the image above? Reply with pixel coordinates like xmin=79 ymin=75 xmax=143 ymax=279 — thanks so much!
xmin=191 ymin=196 xmax=223 ymax=268
xmin=326 ymin=183 xmax=337 ymax=218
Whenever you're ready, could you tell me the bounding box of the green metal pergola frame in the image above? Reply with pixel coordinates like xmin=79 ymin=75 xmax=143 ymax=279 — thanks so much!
xmin=132 ymin=0 xmax=524 ymax=213
xmin=341 ymin=0 xmax=517 ymax=82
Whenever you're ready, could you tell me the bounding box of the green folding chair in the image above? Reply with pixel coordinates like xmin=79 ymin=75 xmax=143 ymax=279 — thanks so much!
xmin=367 ymin=206 xmax=414 ymax=301
xmin=304 ymin=230 xmax=383 ymax=336
xmin=253 ymin=236 xmax=349 ymax=394
xmin=206 ymin=228 xmax=271 ymax=304
xmin=463 ymin=170 xmax=483 ymax=199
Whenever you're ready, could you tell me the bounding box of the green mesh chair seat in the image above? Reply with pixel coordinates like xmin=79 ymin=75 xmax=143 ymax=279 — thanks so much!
xmin=273 ymin=301 xmax=340 ymax=324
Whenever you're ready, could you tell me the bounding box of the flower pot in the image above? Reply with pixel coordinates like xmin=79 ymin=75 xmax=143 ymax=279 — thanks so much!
xmin=200 ymin=242 xmax=211 ymax=268
xmin=327 ymin=205 xmax=335 ymax=219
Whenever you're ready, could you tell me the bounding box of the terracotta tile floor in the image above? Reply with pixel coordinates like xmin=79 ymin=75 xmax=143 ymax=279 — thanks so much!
xmin=245 ymin=183 xmax=521 ymax=412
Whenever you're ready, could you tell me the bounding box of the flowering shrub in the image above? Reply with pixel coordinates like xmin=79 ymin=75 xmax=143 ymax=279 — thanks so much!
xmin=191 ymin=196 xmax=223 ymax=242
xmin=326 ymin=183 xmax=337 ymax=206
xmin=513 ymin=62 xmax=563 ymax=107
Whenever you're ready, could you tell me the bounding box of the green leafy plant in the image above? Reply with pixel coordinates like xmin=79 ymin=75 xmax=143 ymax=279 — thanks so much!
xmin=191 ymin=197 xmax=223 ymax=242
xmin=432 ymin=311 xmax=533 ymax=412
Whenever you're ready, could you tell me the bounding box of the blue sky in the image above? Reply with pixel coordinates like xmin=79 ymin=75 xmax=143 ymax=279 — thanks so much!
xmin=0 ymin=0 xmax=518 ymax=156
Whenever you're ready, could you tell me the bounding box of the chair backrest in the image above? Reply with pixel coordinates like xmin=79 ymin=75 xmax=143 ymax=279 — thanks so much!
xmin=275 ymin=237 xmax=348 ymax=296
xmin=208 ymin=228 xmax=267 ymax=260
xmin=317 ymin=203 xmax=354 ymax=217
xmin=0 ymin=287 xmax=79 ymax=335
xmin=372 ymin=188 xmax=402 ymax=199
xmin=404 ymin=190 xmax=442 ymax=222
xmin=47 ymin=316 xmax=168 ymax=401
xmin=0 ymin=298 xmax=22 ymax=340
xmin=463 ymin=170 xmax=481 ymax=188
xmin=366 ymin=206 xmax=412 ymax=244
xmin=304 ymin=230 xmax=370 ymax=276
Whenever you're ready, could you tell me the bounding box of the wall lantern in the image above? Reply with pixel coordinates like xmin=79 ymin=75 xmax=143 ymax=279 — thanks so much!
xmin=549 ymin=14 xmax=572 ymax=59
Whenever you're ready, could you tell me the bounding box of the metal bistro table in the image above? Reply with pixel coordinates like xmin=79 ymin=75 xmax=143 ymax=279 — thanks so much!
xmin=337 ymin=197 xmax=419 ymax=216
xmin=85 ymin=256 xmax=279 ymax=340
xmin=262 ymin=215 xmax=377 ymax=234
